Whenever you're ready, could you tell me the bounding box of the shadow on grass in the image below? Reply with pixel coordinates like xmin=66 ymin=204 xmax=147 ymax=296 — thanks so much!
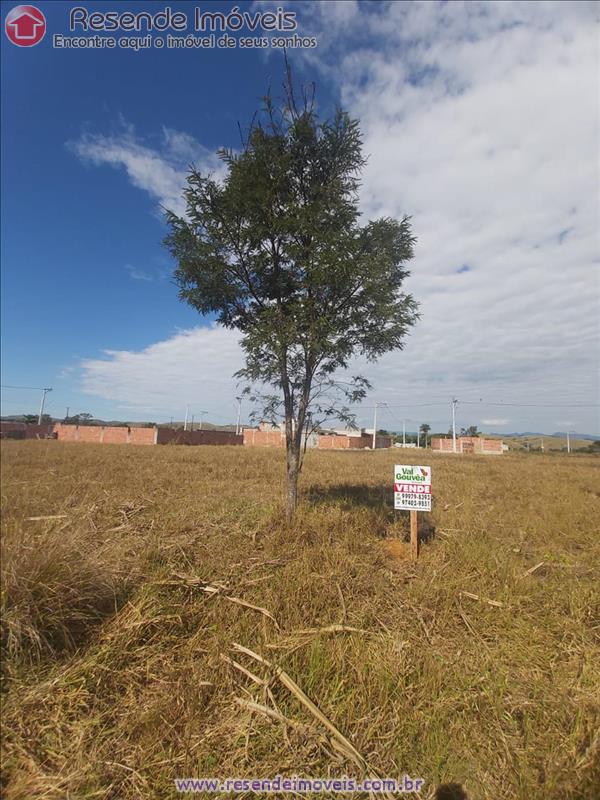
xmin=307 ymin=482 xmax=391 ymax=510
xmin=306 ymin=483 xmax=437 ymax=543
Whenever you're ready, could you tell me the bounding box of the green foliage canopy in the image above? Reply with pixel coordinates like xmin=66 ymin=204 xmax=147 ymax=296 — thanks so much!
xmin=165 ymin=80 xmax=419 ymax=516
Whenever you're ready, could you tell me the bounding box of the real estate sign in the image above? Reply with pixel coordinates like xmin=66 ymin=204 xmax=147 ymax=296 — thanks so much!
xmin=394 ymin=465 xmax=432 ymax=511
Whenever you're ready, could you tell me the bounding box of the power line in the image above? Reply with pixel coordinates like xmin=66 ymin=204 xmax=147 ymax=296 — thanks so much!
xmin=1 ymin=384 xmax=53 ymax=424
xmin=382 ymin=406 xmax=416 ymax=428
xmin=1 ymin=384 xmax=48 ymax=391
xmin=181 ymin=406 xmax=233 ymax=421
xmin=459 ymin=400 xmax=599 ymax=408
xmin=358 ymin=399 xmax=598 ymax=410
xmin=381 ymin=405 xmax=449 ymax=431
xmin=359 ymin=402 xmax=450 ymax=409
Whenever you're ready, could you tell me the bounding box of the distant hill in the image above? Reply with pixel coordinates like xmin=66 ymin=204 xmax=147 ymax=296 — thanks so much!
xmin=0 ymin=415 xmax=237 ymax=431
xmin=156 ymin=421 xmax=237 ymax=432
xmin=551 ymin=432 xmax=599 ymax=441
xmin=499 ymin=431 xmax=599 ymax=442
xmin=501 ymin=434 xmax=596 ymax=452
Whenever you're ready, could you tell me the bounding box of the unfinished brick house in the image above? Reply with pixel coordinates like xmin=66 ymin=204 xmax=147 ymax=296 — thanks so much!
xmin=243 ymin=422 xmax=393 ymax=450
xmin=430 ymin=436 xmax=504 ymax=454
xmin=243 ymin=422 xmax=286 ymax=447
xmin=317 ymin=430 xmax=393 ymax=449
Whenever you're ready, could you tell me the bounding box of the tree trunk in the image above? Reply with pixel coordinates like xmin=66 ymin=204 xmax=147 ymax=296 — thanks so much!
xmin=282 ymin=371 xmax=310 ymax=523
xmin=286 ymin=443 xmax=300 ymax=522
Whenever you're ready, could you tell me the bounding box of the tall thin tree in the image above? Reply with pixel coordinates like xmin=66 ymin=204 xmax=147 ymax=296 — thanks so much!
xmin=165 ymin=74 xmax=419 ymax=520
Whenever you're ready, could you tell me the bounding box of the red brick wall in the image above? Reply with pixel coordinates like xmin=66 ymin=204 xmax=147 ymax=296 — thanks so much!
xmin=318 ymin=434 xmax=393 ymax=449
xmin=465 ymin=437 xmax=503 ymax=454
xmin=353 ymin=434 xmax=392 ymax=449
xmin=0 ymin=422 xmax=55 ymax=439
xmin=243 ymin=429 xmax=285 ymax=447
xmin=317 ymin=435 xmax=350 ymax=449
xmin=53 ymin=425 xmax=241 ymax=447
xmin=157 ymin=429 xmax=242 ymax=446
xmin=130 ymin=427 xmax=157 ymax=445
xmin=101 ymin=427 xmax=130 ymax=445
xmin=347 ymin=436 xmax=366 ymax=449
xmin=57 ymin=424 xmax=100 ymax=443
xmin=480 ymin=438 xmax=503 ymax=453
xmin=431 ymin=437 xmax=503 ymax=454
xmin=0 ymin=421 xmax=26 ymax=437
xmin=54 ymin=424 xmax=105 ymax=443
xmin=26 ymin=424 xmax=57 ymax=439
xmin=53 ymin=424 xmax=156 ymax=445
xmin=53 ymin=424 xmax=79 ymax=442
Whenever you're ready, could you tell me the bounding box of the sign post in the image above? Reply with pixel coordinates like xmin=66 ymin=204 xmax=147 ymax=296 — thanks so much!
xmin=410 ymin=510 xmax=418 ymax=561
xmin=394 ymin=465 xmax=432 ymax=560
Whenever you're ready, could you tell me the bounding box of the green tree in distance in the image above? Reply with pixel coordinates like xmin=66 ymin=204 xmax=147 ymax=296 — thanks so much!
xmin=22 ymin=414 xmax=51 ymax=425
xmin=461 ymin=425 xmax=480 ymax=437
xmin=165 ymin=72 xmax=419 ymax=520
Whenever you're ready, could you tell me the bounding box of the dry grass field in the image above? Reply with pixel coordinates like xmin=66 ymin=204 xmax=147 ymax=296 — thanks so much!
xmin=502 ymin=436 xmax=593 ymax=453
xmin=1 ymin=441 xmax=599 ymax=800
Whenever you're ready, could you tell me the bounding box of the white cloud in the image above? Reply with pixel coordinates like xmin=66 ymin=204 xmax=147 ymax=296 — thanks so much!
xmin=295 ymin=0 xmax=599 ymax=432
xmin=125 ymin=264 xmax=153 ymax=282
xmin=58 ymin=366 xmax=75 ymax=379
xmin=80 ymin=325 xmax=244 ymax=422
xmin=72 ymin=2 xmax=600 ymax=433
xmin=68 ymin=122 xmax=224 ymax=217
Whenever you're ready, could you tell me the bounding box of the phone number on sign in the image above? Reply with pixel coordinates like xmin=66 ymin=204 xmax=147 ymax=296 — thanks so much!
xmin=394 ymin=493 xmax=432 ymax=509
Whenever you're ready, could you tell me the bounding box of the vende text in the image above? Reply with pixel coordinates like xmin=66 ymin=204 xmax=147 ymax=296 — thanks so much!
xmin=394 ymin=484 xmax=432 ymax=493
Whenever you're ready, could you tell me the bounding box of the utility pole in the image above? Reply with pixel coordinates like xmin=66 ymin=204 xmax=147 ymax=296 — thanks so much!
xmin=451 ymin=397 xmax=458 ymax=453
xmin=199 ymin=410 xmax=208 ymax=431
xmin=540 ymin=437 xmax=544 ymax=453
xmin=402 ymin=419 xmax=406 ymax=447
xmin=372 ymin=402 xmax=386 ymax=449
xmin=184 ymin=404 xmax=190 ymax=432
xmin=38 ymin=387 xmax=52 ymax=425
xmin=235 ymin=396 xmax=242 ymax=435
xmin=372 ymin=403 xmax=378 ymax=449
xmin=65 ymin=406 xmax=70 ymax=422
xmin=567 ymin=430 xmax=571 ymax=454
xmin=170 ymin=417 xmax=173 ymax=428
xmin=191 ymin=414 xmax=195 ymax=432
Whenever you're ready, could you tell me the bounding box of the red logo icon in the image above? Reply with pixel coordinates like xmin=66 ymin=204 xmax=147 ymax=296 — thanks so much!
xmin=5 ymin=5 xmax=46 ymax=46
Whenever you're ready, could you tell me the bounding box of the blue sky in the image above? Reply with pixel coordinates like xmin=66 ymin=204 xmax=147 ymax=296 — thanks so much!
xmin=1 ymin=1 xmax=599 ymax=434
xmin=1 ymin=1 xmax=315 ymax=422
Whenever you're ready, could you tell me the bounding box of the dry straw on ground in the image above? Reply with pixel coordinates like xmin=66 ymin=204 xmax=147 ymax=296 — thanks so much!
xmin=1 ymin=441 xmax=599 ymax=799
